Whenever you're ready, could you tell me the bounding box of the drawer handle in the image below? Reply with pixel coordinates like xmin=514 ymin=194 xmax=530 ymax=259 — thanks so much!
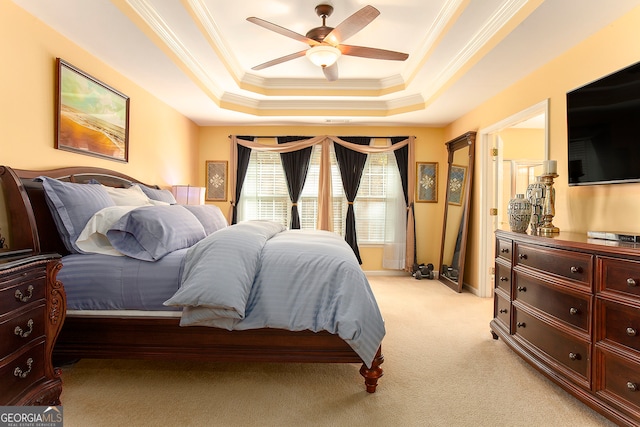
xmin=628 ymin=278 xmax=638 ymax=287
xmin=499 ymin=309 xmax=508 ymax=314
xmin=570 ymin=266 xmax=582 ymax=274
xmin=13 ymin=358 xmax=33 ymax=379
xmin=569 ymin=307 xmax=579 ymax=315
xmin=499 ymin=276 xmax=509 ymax=282
xmin=568 ymin=352 xmax=580 ymax=361
xmin=517 ymin=322 xmax=526 ymax=328
xmin=518 ymin=254 xmax=527 ymax=260
xmin=14 ymin=319 xmax=34 ymax=338
xmin=628 ymin=382 xmax=639 ymax=392
xmin=500 ymin=248 xmax=509 ymax=253
xmin=517 ymin=286 xmax=527 ymax=292
xmin=627 ymin=327 xmax=637 ymax=337
xmin=14 ymin=285 xmax=34 ymax=303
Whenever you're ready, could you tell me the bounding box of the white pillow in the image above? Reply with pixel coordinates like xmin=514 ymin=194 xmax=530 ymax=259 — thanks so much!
xmin=103 ymin=185 xmax=153 ymax=206
xmin=75 ymin=206 xmax=138 ymax=256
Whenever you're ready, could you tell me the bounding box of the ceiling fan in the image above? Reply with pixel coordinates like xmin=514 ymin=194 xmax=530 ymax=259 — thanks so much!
xmin=247 ymin=4 xmax=409 ymax=81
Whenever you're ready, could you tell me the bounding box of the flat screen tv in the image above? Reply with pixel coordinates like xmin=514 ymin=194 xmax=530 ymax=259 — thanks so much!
xmin=567 ymin=61 xmax=640 ymax=185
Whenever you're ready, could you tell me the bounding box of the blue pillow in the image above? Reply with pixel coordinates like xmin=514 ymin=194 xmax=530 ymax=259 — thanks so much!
xmin=135 ymin=184 xmax=177 ymax=204
xmin=181 ymin=205 xmax=228 ymax=235
xmin=106 ymin=205 xmax=206 ymax=261
xmin=38 ymin=177 xmax=115 ymax=253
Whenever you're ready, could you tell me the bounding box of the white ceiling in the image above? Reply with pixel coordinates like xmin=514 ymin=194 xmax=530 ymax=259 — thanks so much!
xmin=12 ymin=0 xmax=640 ymax=127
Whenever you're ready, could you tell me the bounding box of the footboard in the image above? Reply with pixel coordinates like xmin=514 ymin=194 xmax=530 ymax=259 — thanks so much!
xmin=55 ymin=315 xmax=384 ymax=392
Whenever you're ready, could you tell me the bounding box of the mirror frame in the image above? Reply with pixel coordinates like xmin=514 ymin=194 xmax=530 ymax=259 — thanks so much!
xmin=438 ymin=131 xmax=476 ymax=293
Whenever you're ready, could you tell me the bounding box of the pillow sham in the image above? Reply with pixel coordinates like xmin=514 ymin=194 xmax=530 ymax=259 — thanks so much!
xmin=103 ymin=185 xmax=153 ymax=206
xmin=135 ymin=184 xmax=177 ymax=204
xmin=76 ymin=206 xmax=138 ymax=256
xmin=38 ymin=177 xmax=115 ymax=253
xmin=181 ymin=205 xmax=228 ymax=235
xmin=106 ymin=205 xmax=206 ymax=261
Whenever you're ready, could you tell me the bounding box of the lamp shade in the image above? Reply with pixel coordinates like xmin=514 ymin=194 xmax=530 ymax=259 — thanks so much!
xmin=171 ymin=185 xmax=205 ymax=205
xmin=305 ymin=45 xmax=341 ymax=68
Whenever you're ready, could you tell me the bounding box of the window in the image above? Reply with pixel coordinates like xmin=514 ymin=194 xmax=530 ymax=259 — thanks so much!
xmin=238 ymin=142 xmax=401 ymax=245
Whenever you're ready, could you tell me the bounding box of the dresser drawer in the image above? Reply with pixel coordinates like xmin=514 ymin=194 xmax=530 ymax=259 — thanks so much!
xmin=513 ymin=272 xmax=591 ymax=333
xmin=0 ymin=270 xmax=46 ymax=314
xmin=514 ymin=307 xmax=590 ymax=383
xmin=598 ymin=256 xmax=640 ymax=300
xmin=514 ymin=243 xmax=592 ymax=288
xmin=597 ymin=299 xmax=640 ymax=354
xmin=595 ymin=348 xmax=640 ymax=421
xmin=496 ymin=238 xmax=512 ymax=262
xmin=494 ymin=291 xmax=511 ymax=332
xmin=0 ymin=340 xmax=46 ymax=405
xmin=495 ymin=259 xmax=512 ymax=294
xmin=0 ymin=303 xmax=46 ymax=357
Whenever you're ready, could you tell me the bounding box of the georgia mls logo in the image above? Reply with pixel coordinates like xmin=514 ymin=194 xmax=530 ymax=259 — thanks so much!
xmin=0 ymin=406 xmax=63 ymax=427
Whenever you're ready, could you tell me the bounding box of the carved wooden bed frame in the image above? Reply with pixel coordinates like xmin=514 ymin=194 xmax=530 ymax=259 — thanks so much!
xmin=0 ymin=165 xmax=383 ymax=392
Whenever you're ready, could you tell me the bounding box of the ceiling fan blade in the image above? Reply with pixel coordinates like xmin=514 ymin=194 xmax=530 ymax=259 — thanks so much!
xmin=339 ymin=45 xmax=409 ymax=61
xmin=323 ymin=63 xmax=338 ymax=81
xmin=325 ymin=5 xmax=380 ymax=45
xmin=251 ymin=50 xmax=307 ymax=70
xmin=247 ymin=17 xmax=320 ymax=46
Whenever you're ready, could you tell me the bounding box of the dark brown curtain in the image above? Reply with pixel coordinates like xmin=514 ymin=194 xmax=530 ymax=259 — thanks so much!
xmin=334 ymin=137 xmax=371 ymax=264
xmin=231 ymin=136 xmax=253 ymax=225
xmin=278 ymin=136 xmax=312 ymax=229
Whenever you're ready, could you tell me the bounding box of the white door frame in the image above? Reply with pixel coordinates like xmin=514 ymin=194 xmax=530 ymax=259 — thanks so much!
xmin=476 ymin=99 xmax=550 ymax=297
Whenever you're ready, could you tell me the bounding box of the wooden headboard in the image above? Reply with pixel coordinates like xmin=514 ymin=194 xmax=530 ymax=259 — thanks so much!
xmin=0 ymin=166 xmax=159 ymax=256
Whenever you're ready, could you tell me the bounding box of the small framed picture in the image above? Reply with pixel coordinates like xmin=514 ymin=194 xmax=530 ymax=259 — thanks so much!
xmin=416 ymin=162 xmax=438 ymax=203
xmin=205 ymin=160 xmax=228 ymax=201
xmin=447 ymin=164 xmax=467 ymax=206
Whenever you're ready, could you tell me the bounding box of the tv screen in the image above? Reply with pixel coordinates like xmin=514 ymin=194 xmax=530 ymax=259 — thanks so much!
xmin=567 ymin=61 xmax=640 ymax=185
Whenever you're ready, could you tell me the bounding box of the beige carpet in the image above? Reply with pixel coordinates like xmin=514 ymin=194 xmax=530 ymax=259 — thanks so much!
xmin=59 ymin=275 xmax=615 ymax=426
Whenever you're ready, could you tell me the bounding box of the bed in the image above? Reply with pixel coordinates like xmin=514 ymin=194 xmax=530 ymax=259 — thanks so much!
xmin=0 ymin=165 xmax=384 ymax=393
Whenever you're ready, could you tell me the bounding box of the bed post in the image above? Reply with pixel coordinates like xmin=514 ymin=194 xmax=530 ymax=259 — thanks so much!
xmin=359 ymin=347 xmax=384 ymax=393
xmin=0 ymin=166 xmax=40 ymax=252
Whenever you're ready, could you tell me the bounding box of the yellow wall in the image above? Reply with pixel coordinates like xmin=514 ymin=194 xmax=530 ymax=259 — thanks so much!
xmin=198 ymin=126 xmax=446 ymax=271
xmin=448 ymin=4 xmax=640 ymax=289
xmin=1 ymin=0 xmax=199 ymax=186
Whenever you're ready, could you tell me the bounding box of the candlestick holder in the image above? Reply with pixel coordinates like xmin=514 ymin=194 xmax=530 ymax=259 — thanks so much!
xmin=538 ymin=173 xmax=559 ymax=234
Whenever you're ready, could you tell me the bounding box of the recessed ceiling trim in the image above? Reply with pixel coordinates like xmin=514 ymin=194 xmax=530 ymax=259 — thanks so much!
xmin=184 ymin=0 xmax=244 ymax=83
xmin=420 ymin=0 xmax=532 ymax=101
xmin=403 ymin=0 xmax=469 ymax=84
xmin=123 ymin=0 xmax=224 ymax=100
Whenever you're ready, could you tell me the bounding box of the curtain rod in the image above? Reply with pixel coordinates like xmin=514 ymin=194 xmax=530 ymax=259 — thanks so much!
xmin=228 ymin=135 xmax=416 ymax=139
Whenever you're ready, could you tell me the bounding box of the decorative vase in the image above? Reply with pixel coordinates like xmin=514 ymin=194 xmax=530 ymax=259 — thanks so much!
xmin=507 ymin=193 xmax=532 ymax=233
xmin=526 ymin=177 xmax=546 ymax=233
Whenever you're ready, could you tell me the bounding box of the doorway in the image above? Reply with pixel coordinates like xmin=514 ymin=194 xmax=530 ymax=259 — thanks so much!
xmin=476 ymin=100 xmax=549 ymax=297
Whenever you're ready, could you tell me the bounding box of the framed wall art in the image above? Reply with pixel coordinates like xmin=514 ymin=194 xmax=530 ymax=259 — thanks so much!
xmin=55 ymin=58 xmax=130 ymax=162
xmin=206 ymin=160 xmax=228 ymax=201
xmin=447 ymin=164 xmax=467 ymax=206
xmin=416 ymin=162 xmax=438 ymax=203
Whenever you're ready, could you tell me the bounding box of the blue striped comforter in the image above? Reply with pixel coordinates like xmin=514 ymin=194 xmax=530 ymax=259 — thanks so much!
xmin=165 ymin=221 xmax=385 ymax=367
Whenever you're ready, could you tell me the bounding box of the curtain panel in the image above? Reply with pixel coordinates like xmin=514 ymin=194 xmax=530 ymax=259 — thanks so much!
xmin=334 ymin=137 xmax=371 ymax=264
xmin=229 ymin=135 xmax=416 ymax=271
xmin=277 ymin=136 xmax=313 ymax=229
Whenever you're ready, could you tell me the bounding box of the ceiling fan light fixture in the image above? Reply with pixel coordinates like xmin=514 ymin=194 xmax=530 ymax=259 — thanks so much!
xmin=305 ymin=45 xmax=341 ymax=68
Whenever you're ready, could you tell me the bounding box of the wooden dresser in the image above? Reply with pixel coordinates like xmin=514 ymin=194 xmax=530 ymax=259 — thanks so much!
xmin=491 ymin=230 xmax=640 ymax=426
xmin=0 ymin=253 xmax=65 ymax=405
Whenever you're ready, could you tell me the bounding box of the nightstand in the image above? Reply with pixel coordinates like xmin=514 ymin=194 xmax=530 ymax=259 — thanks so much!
xmin=0 ymin=253 xmax=65 ymax=405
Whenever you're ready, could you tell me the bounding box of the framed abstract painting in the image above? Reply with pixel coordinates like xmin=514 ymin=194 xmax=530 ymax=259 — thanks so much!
xmin=55 ymin=58 xmax=130 ymax=162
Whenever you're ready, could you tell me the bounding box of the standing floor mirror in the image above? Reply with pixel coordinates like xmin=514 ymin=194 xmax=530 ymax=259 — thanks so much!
xmin=438 ymin=131 xmax=476 ymax=292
